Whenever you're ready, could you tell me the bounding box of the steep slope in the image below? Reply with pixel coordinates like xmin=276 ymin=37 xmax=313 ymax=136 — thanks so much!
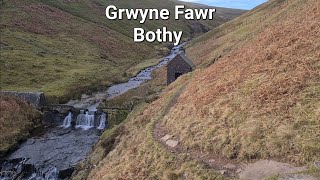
xmin=85 ymin=0 xmax=319 ymax=179
xmin=177 ymin=0 xmax=320 ymax=163
xmin=0 ymin=95 xmax=42 ymax=157
xmin=0 ymin=0 xmax=227 ymax=103
xmin=164 ymin=0 xmax=319 ymax=164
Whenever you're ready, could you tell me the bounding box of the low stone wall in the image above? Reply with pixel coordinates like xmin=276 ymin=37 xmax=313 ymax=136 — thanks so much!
xmin=42 ymin=105 xmax=79 ymax=126
xmin=43 ymin=105 xmax=79 ymax=114
xmin=1 ymin=91 xmax=108 ymax=128
xmin=0 ymin=91 xmax=47 ymax=109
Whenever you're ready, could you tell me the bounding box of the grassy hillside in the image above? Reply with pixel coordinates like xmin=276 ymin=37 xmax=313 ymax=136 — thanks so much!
xmin=0 ymin=0 xmax=228 ymax=103
xmin=36 ymin=0 xmax=223 ymax=38
xmin=0 ymin=0 xmax=157 ymax=103
xmin=168 ymin=0 xmax=320 ymax=164
xmin=81 ymin=0 xmax=319 ymax=179
xmin=0 ymin=95 xmax=42 ymax=157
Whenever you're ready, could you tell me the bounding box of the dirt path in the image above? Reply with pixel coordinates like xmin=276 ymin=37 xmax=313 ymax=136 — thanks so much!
xmin=154 ymin=123 xmax=319 ymax=179
xmin=152 ymin=81 xmax=241 ymax=178
xmin=154 ymin=123 xmax=240 ymax=178
xmin=239 ymin=160 xmax=318 ymax=180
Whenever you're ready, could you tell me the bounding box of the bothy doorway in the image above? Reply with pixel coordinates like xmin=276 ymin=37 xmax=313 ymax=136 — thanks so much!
xmin=175 ymin=72 xmax=183 ymax=80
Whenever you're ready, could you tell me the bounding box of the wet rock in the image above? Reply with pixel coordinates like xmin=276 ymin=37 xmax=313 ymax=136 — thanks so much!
xmin=58 ymin=167 xmax=75 ymax=179
xmin=314 ymin=161 xmax=320 ymax=169
xmin=166 ymin=140 xmax=179 ymax=148
xmin=0 ymin=159 xmax=39 ymax=180
xmin=81 ymin=94 xmax=90 ymax=99
xmin=223 ymin=163 xmax=237 ymax=169
xmin=7 ymin=128 xmax=100 ymax=175
xmin=21 ymin=164 xmax=37 ymax=177
xmin=161 ymin=134 xmax=173 ymax=142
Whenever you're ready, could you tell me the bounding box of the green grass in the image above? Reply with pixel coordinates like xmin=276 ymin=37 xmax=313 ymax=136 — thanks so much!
xmin=302 ymin=165 xmax=320 ymax=178
xmin=125 ymin=58 xmax=161 ymax=77
xmin=266 ymin=176 xmax=280 ymax=180
xmin=0 ymin=0 xmax=159 ymax=103
xmin=36 ymin=0 xmax=190 ymax=38
xmin=36 ymin=0 xmax=227 ymax=39
xmin=0 ymin=0 xmax=228 ymax=103
xmin=0 ymin=28 xmax=129 ymax=103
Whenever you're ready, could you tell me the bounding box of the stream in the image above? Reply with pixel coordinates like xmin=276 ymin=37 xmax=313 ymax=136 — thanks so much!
xmin=0 ymin=44 xmax=185 ymax=180
xmin=66 ymin=43 xmax=185 ymax=111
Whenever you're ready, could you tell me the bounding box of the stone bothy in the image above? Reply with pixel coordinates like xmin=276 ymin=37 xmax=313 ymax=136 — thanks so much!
xmin=167 ymin=52 xmax=195 ymax=85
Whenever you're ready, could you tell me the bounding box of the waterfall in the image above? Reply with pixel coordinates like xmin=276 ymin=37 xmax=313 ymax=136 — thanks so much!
xmin=97 ymin=113 xmax=107 ymax=130
xmin=45 ymin=167 xmax=58 ymax=180
xmin=61 ymin=112 xmax=72 ymax=128
xmin=27 ymin=167 xmax=57 ymax=180
xmin=59 ymin=110 xmax=107 ymax=130
xmin=76 ymin=111 xmax=95 ymax=130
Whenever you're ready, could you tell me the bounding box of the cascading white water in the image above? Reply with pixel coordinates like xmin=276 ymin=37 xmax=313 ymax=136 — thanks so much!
xmin=61 ymin=112 xmax=72 ymax=128
xmin=27 ymin=167 xmax=57 ymax=180
xmin=45 ymin=167 xmax=58 ymax=180
xmin=76 ymin=111 xmax=95 ymax=130
xmin=97 ymin=113 xmax=107 ymax=130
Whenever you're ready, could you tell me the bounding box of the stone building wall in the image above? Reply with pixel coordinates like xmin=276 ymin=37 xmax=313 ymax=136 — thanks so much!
xmin=167 ymin=56 xmax=193 ymax=85
xmin=0 ymin=91 xmax=47 ymax=109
